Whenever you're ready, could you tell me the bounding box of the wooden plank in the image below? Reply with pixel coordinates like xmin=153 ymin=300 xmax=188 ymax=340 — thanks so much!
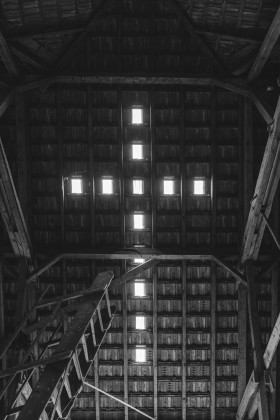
xmin=165 ymin=0 xmax=225 ymax=73
xmin=248 ymin=7 xmax=280 ymax=81
xmin=57 ymin=86 xmax=65 ymax=248
xmin=241 ymin=94 xmax=280 ymax=263
xmin=210 ymin=261 xmax=216 ymax=420
xmin=238 ymin=285 xmax=247 ymax=404
xmin=151 ymin=88 xmax=156 ymax=249
xmin=236 ymin=372 xmax=259 ymax=420
xmin=153 ymin=266 xmax=158 ymax=420
xmin=88 ymin=86 xmax=96 ymax=247
xmin=243 ymin=98 xmax=253 ymax=220
xmin=270 ymin=262 xmax=278 ymax=419
xmin=0 ymin=30 xmax=18 ymax=76
xmin=180 ymin=88 xmax=186 ymax=248
xmin=181 ymin=261 xmax=187 ymax=420
xmin=0 ymin=138 xmax=33 ymax=259
xmin=112 ymin=259 xmax=160 ymax=287
xmin=123 ymin=263 xmax=128 ymax=420
xmin=211 ymin=87 xmax=217 ymax=249
xmin=212 ymin=256 xmax=246 ymax=286
xmin=118 ymin=88 xmax=125 ymax=248
xmin=56 ymin=0 xmax=113 ymax=70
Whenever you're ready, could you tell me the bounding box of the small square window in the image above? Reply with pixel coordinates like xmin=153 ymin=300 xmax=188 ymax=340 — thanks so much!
xmin=133 ymin=214 xmax=144 ymax=229
xmin=194 ymin=179 xmax=205 ymax=195
xmin=134 ymin=258 xmax=145 ymax=264
xmin=132 ymin=108 xmax=143 ymax=124
xmin=133 ymin=179 xmax=144 ymax=195
xmin=102 ymin=178 xmax=113 ymax=194
xmin=136 ymin=316 xmax=145 ymax=330
xmin=71 ymin=178 xmax=82 ymax=194
xmin=136 ymin=347 xmax=146 ymax=363
xmin=163 ymin=179 xmax=175 ymax=195
xmin=134 ymin=281 xmax=145 ymax=296
xmin=132 ymin=144 xmax=143 ymax=160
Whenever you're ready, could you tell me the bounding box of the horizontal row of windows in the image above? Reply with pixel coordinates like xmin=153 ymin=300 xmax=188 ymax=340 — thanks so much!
xmin=70 ymin=177 xmax=206 ymax=195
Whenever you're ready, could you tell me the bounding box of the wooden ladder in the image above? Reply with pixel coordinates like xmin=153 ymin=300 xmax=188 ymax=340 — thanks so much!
xmin=0 ymin=271 xmax=116 ymax=420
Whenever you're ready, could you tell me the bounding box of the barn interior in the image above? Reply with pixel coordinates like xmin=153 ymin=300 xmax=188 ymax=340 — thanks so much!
xmin=0 ymin=0 xmax=280 ymax=419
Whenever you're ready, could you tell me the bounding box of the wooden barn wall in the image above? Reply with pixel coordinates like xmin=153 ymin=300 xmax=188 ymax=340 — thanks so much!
xmin=24 ymin=85 xmax=243 ymax=252
xmin=0 ymin=85 xmax=277 ymax=420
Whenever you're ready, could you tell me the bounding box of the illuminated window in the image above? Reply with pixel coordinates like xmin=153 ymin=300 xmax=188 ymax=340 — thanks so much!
xmin=132 ymin=144 xmax=143 ymax=160
xmin=134 ymin=258 xmax=145 ymax=264
xmin=132 ymin=108 xmax=143 ymax=124
xmin=194 ymin=179 xmax=205 ymax=195
xmin=133 ymin=214 xmax=144 ymax=229
xmin=133 ymin=179 xmax=144 ymax=195
xmin=71 ymin=178 xmax=82 ymax=194
xmin=136 ymin=316 xmax=145 ymax=330
xmin=163 ymin=179 xmax=175 ymax=195
xmin=102 ymin=178 xmax=113 ymax=194
xmin=134 ymin=281 xmax=145 ymax=296
xmin=136 ymin=347 xmax=146 ymax=362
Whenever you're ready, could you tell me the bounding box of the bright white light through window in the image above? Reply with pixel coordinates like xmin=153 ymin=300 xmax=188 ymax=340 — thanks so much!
xmin=102 ymin=178 xmax=113 ymax=194
xmin=134 ymin=258 xmax=145 ymax=264
xmin=71 ymin=178 xmax=82 ymax=194
xmin=134 ymin=281 xmax=145 ymax=296
xmin=194 ymin=179 xmax=205 ymax=195
xmin=133 ymin=214 xmax=144 ymax=229
xmin=133 ymin=179 xmax=144 ymax=195
xmin=163 ymin=179 xmax=175 ymax=195
xmin=132 ymin=108 xmax=143 ymax=124
xmin=136 ymin=316 xmax=145 ymax=330
xmin=132 ymin=144 xmax=143 ymax=160
xmin=136 ymin=347 xmax=146 ymax=362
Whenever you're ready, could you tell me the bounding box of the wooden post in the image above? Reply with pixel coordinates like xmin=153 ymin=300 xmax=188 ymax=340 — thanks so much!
xmin=182 ymin=260 xmax=187 ymax=420
xmin=151 ymin=88 xmax=156 ymax=249
xmin=57 ymin=85 xmax=65 ymax=248
xmin=246 ymin=261 xmax=269 ymax=419
xmin=123 ymin=261 xmax=128 ymax=420
xmin=243 ymin=98 xmax=253 ymax=221
xmin=153 ymin=265 xmax=158 ymax=419
xmin=180 ymin=88 xmax=186 ymax=248
xmin=88 ymin=85 xmax=96 ymax=246
xmin=210 ymin=261 xmax=216 ymax=420
xmin=211 ymin=87 xmax=216 ymax=250
xmin=238 ymin=284 xmax=247 ymax=404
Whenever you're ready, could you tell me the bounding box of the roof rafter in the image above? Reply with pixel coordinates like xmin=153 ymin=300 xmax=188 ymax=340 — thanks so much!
xmin=56 ymin=0 xmax=114 ymax=71
xmin=248 ymin=6 xmax=280 ymax=81
xmin=164 ymin=0 xmax=225 ymax=74
xmin=0 ymin=30 xmax=18 ymax=77
xmin=241 ymin=94 xmax=280 ymax=263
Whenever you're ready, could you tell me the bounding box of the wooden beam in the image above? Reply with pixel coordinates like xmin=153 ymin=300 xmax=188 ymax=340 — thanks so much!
xmin=0 ymin=30 xmax=18 ymax=77
xmin=241 ymin=95 xmax=280 ymax=263
xmin=248 ymin=7 xmax=280 ymax=81
xmin=0 ymin=89 xmax=15 ymax=117
xmin=56 ymin=0 xmax=113 ymax=70
xmin=112 ymin=259 xmax=160 ymax=288
xmin=212 ymin=255 xmax=246 ymax=286
xmin=181 ymin=261 xmax=187 ymax=420
xmin=123 ymin=263 xmax=128 ymax=420
xmin=210 ymin=261 xmax=216 ymax=420
xmin=0 ymin=138 xmax=33 ymax=260
xmin=153 ymin=266 xmax=158 ymax=420
xmin=165 ymin=0 xmax=225 ymax=74
xmin=238 ymin=285 xmax=247 ymax=404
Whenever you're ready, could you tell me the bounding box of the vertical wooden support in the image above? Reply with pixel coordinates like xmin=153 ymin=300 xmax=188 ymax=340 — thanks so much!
xmin=0 ymin=263 xmax=6 ymax=409
xmin=238 ymin=96 xmax=244 ymax=240
xmin=180 ymin=88 xmax=186 ymax=248
xmin=238 ymin=284 xmax=247 ymax=404
xmin=123 ymin=261 xmax=128 ymax=420
xmin=153 ymin=265 xmax=158 ymax=419
xmin=118 ymin=88 xmax=125 ymax=247
xmin=182 ymin=260 xmax=187 ymax=420
xmin=57 ymin=85 xmax=65 ymax=248
xmin=210 ymin=261 xmax=216 ymax=420
xmin=94 ymin=355 xmax=100 ymax=420
xmin=246 ymin=261 xmax=269 ymax=419
xmin=117 ymin=0 xmax=123 ymax=73
xmin=150 ymin=88 xmax=156 ymax=249
xmin=62 ymin=259 xmax=68 ymax=332
xmin=270 ymin=192 xmax=279 ymax=419
xmin=243 ymin=99 xmax=253 ymax=221
xmin=211 ymin=87 xmax=216 ymax=250
xmin=16 ymin=93 xmax=29 ymax=223
xmin=88 ymin=85 xmax=96 ymax=246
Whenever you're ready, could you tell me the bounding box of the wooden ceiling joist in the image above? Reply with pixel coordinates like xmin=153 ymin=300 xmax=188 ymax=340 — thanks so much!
xmin=241 ymin=94 xmax=280 ymax=264
xmin=0 ymin=30 xmax=18 ymax=77
xmin=164 ymin=0 xmax=225 ymax=74
xmin=248 ymin=6 xmax=280 ymax=81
